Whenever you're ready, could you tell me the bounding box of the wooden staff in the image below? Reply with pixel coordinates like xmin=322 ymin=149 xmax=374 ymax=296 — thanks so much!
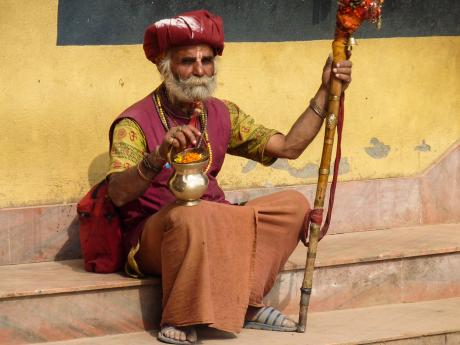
xmin=297 ymin=0 xmax=383 ymax=333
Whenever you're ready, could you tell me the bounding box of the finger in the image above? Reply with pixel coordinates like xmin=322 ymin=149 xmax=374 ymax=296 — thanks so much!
xmin=333 ymin=67 xmax=352 ymax=75
xmin=335 ymin=60 xmax=352 ymax=68
xmin=180 ymin=125 xmax=200 ymax=145
xmin=171 ymin=126 xmax=182 ymax=136
xmin=169 ymin=126 xmax=182 ymax=140
xmin=172 ymin=130 xmax=188 ymax=150
xmin=335 ymin=74 xmax=352 ymax=83
xmin=168 ymin=136 xmax=180 ymax=149
xmin=166 ymin=129 xmax=180 ymax=147
xmin=324 ymin=54 xmax=333 ymax=70
xmin=184 ymin=124 xmax=201 ymax=137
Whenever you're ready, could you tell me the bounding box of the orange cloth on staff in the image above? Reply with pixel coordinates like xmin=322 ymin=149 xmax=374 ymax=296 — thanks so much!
xmin=137 ymin=190 xmax=309 ymax=333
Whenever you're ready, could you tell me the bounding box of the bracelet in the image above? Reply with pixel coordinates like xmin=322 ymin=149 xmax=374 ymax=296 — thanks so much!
xmin=142 ymin=146 xmax=164 ymax=173
xmin=136 ymin=162 xmax=153 ymax=182
xmin=309 ymin=98 xmax=327 ymax=119
xmin=142 ymin=156 xmax=162 ymax=174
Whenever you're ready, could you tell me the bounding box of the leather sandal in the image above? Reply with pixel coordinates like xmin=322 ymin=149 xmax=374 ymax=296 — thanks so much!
xmin=244 ymin=306 xmax=297 ymax=332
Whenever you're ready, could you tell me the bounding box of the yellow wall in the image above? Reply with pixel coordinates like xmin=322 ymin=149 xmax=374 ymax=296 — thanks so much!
xmin=1 ymin=1 xmax=459 ymax=208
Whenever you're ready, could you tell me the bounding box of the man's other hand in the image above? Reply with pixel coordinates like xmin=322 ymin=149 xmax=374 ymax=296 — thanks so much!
xmin=321 ymin=54 xmax=353 ymax=91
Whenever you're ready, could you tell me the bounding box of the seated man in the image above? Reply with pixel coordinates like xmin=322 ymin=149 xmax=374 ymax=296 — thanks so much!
xmin=107 ymin=10 xmax=352 ymax=345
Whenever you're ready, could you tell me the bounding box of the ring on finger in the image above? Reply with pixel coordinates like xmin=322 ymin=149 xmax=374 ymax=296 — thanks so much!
xmin=172 ymin=129 xmax=181 ymax=138
xmin=173 ymin=127 xmax=182 ymax=137
xmin=168 ymin=137 xmax=175 ymax=145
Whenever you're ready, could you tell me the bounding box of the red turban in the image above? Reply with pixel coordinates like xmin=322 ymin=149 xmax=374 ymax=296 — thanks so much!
xmin=143 ymin=10 xmax=225 ymax=64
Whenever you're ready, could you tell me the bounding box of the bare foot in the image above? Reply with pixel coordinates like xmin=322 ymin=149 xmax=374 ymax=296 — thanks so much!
xmin=158 ymin=325 xmax=197 ymax=344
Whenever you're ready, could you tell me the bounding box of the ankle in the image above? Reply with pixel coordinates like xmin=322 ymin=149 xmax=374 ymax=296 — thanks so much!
xmin=245 ymin=305 xmax=262 ymax=321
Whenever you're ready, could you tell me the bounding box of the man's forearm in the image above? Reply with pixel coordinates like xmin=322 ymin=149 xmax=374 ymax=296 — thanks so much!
xmin=108 ymin=169 xmax=153 ymax=207
xmin=265 ymin=86 xmax=328 ymax=159
xmin=107 ymin=167 xmax=153 ymax=207
xmin=108 ymin=149 xmax=166 ymax=207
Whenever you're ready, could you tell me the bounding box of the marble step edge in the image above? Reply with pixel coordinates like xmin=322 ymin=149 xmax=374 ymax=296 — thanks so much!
xmin=28 ymin=298 xmax=460 ymax=345
xmin=284 ymin=222 xmax=460 ymax=271
xmin=29 ymin=330 xmax=460 ymax=345
xmin=2 ymin=223 xmax=459 ymax=300
xmin=0 ymin=260 xmax=160 ymax=300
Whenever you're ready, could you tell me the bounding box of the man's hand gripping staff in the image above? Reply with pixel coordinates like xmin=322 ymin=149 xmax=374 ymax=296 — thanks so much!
xmin=297 ymin=0 xmax=384 ymax=333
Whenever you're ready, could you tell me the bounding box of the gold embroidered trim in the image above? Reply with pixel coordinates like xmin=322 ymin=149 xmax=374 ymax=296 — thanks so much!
xmin=124 ymin=241 xmax=145 ymax=278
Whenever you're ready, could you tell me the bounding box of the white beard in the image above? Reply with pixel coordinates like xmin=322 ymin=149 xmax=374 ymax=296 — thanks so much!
xmin=164 ymin=73 xmax=217 ymax=103
xmin=159 ymin=55 xmax=217 ymax=103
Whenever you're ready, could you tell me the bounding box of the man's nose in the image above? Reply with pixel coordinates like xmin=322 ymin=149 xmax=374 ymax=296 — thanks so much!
xmin=193 ymin=61 xmax=205 ymax=77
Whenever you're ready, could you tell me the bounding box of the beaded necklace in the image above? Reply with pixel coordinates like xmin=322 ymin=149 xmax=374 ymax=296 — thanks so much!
xmin=153 ymin=90 xmax=213 ymax=173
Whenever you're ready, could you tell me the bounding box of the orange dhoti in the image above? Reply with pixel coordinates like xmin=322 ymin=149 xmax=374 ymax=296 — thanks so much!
xmin=137 ymin=190 xmax=309 ymax=333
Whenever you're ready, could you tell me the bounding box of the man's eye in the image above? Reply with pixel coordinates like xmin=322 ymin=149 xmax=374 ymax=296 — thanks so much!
xmin=202 ymin=57 xmax=214 ymax=64
xmin=181 ymin=59 xmax=195 ymax=65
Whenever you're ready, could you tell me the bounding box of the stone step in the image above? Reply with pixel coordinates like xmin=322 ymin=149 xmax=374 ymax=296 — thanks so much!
xmin=1 ymin=223 xmax=459 ymax=344
xmin=270 ymin=223 xmax=460 ymax=314
xmin=0 ymin=261 xmax=162 ymax=345
xmin=32 ymin=298 xmax=460 ymax=345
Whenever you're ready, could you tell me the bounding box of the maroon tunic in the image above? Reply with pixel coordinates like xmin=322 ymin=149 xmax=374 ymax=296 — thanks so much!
xmin=109 ymin=90 xmax=231 ymax=254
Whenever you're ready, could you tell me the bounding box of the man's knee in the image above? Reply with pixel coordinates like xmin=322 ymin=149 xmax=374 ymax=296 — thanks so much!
xmin=166 ymin=201 xmax=212 ymax=232
xmin=280 ymin=190 xmax=310 ymax=214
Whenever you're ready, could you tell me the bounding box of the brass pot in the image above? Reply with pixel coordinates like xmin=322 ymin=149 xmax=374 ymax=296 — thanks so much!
xmin=167 ymin=148 xmax=209 ymax=206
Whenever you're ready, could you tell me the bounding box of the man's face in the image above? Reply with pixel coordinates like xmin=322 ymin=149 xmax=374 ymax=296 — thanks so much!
xmin=160 ymin=44 xmax=217 ymax=103
xmin=170 ymin=44 xmax=215 ymax=80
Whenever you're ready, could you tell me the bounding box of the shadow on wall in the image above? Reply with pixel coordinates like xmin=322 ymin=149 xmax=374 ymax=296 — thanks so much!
xmin=88 ymin=151 xmax=110 ymax=186
xmin=54 ymin=151 xmax=110 ymax=261
xmin=54 ymin=216 xmax=81 ymax=261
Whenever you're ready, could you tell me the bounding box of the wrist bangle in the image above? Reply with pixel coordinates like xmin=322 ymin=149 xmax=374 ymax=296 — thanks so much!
xmin=137 ymin=162 xmax=153 ymax=182
xmin=142 ymin=146 xmax=164 ymax=173
xmin=309 ymin=98 xmax=327 ymax=119
xmin=142 ymin=155 xmax=162 ymax=174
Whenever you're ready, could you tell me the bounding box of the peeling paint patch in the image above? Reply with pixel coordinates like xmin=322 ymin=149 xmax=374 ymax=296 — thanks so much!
xmin=241 ymin=159 xmax=317 ymax=177
xmin=338 ymin=157 xmax=350 ymax=175
xmin=365 ymin=137 xmax=391 ymax=159
xmin=242 ymin=157 xmax=350 ymax=178
xmin=271 ymin=159 xmax=318 ymax=178
xmin=415 ymin=139 xmax=431 ymax=152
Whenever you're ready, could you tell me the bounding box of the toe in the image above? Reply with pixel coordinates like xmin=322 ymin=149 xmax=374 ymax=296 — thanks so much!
xmin=282 ymin=317 xmax=296 ymax=328
xmin=161 ymin=325 xmax=197 ymax=343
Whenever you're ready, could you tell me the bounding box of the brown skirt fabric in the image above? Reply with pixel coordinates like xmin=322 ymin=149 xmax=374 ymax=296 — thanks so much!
xmin=137 ymin=190 xmax=309 ymax=333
